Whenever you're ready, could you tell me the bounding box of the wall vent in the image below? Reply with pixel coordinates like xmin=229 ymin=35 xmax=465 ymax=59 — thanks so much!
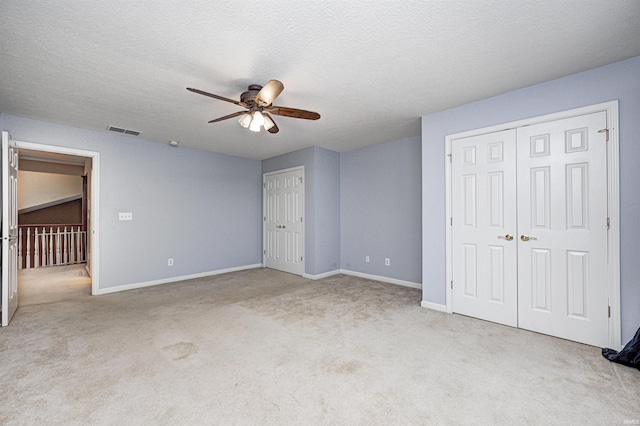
xmin=107 ymin=126 xmax=142 ymax=136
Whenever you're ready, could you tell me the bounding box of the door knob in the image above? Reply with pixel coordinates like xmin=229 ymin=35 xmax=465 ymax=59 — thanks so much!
xmin=520 ymin=234 xmax=537 ymax=242
xmin=498 ymin=234 xmax=514 ymax=241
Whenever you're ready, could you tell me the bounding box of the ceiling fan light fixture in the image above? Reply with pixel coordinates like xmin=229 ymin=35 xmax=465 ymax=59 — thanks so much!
xmin=263 ymin=114 xmax=275 ymax=131
xmin=238 ymin=113 xmax=252 ymax=128
xmin=249 ymin=116 xmax=262 ymax=133
xmin=252 ymin=111 xmax=265 ymax=127
xmin=248 ymin=111 xmax=265 ymax=132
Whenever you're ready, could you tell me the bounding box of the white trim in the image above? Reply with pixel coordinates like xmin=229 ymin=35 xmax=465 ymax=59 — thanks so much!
xmin=340 ymin=269 xmax=422 ymax=289
xmin=304 ymin=270 xmax=341 ymax=280
xmin=444 ymin=100 xmax=621 ymax=349
xmin=606 ymin=103 xmax=622 ymax=350
xmin=264 ymin=165 xmax=306 ymax=176
xmin=19 ymin=194 xmax=83 ymax=214
xmin=421 ymin=300 xmax=448 ymax=312
xmin=304 ymin=269 xmax=422 ymax=289
xmin=93 ymin=263 xmax=263 ymax=295
xmin=262 ymin=166 xmax=305 ymax=276
xmin=13 ymin=140 xmax=101 ymax=296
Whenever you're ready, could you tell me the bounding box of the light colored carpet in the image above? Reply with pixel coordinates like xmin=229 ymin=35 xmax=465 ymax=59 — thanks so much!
xmin=1 ymin=266 xmax=638 ymax=425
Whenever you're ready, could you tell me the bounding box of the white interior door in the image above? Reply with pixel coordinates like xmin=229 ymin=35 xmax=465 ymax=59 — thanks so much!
xmin=451 ymin=130 xmax=518 ymax=326
xmin=451 ymin=111 xmax=610 ymax=347
xmin=264 ymin=168 xmax=304 ymax=275
xmin=516 ymin=112 xmax=609 ymax=347
xmin=2 ymin=131 xmax=19 ymax=326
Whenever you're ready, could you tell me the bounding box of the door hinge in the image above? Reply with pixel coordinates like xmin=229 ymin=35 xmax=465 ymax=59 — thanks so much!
xmin=264 ymin=216 xmax=266 ymax=222
xmin=450 ymin=217 xmax=453 ymax=226
xmin=598 ymin=128 xmax=609 ymax=142
xmin=448 ymin=153 xmax=452 ymax=163
xmin=263 ymin=250 xmax=266 ymax=255
xmin=608 ymin=305 xmax=611 ymax=318
xmin=607 ymin=217 xmax=610 ymax=230
xmin=300 ymin=217 xmax=303 ymax=222
xmin=450 ymin=280 xmax=453 ymax=289
xmin=299 ymin=177 xmax=303 ymax=183
xmin=300 ymin=256 xmax=303 ymax=261
xmin=263 ymin=182 xmax=266 ymax=188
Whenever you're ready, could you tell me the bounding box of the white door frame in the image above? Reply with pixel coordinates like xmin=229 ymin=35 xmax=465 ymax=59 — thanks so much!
xmin=14 ymin=140 xmax=100 ymax=295
xmin=263 ymin=166 xmax=305 ymax=275
xmin=444 ymin=101 xmax=620 ymax=349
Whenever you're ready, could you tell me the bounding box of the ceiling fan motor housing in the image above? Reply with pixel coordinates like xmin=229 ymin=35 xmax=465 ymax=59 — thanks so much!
xmin=240 ymin=85 xmax=263 ymax=106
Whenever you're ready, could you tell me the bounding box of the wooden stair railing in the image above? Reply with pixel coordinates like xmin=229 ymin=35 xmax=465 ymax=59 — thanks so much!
xmin=18 ymin=224 xmax=87 ymax=269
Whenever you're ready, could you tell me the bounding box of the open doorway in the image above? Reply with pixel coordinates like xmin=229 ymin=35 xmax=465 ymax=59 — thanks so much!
xmin=17 ymin=149 xmax=92 ymax=304
xmin=2 ymin=135 xmax=100 ymax=325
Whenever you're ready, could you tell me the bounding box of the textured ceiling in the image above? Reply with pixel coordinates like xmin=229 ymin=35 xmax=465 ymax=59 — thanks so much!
xmin=1 ymin=1 xmax=639 ymax=160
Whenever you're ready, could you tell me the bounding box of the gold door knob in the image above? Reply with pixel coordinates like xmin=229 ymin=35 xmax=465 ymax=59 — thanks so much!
xmin=498 ymin=234 xmax=514 ymax=241
xmin=520 ymin=234 xmax=537 ymax=242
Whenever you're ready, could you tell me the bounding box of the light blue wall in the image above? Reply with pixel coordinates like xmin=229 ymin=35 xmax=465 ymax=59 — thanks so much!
xmin=422 ymin=56 xmax=640 ymax=343
xmin=341 ymin=136 xmax=422 ymax=284
xmin=262 ymin=146 xmax=340 ymax=276
xmin=0 ymin=114 xmax=263 ymax=290
xmin=313 ymin=148 xmax=341 ymax=273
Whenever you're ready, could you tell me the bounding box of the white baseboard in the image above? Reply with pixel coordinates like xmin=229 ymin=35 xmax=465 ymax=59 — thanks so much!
xmin=339 ymin=269 xmax=421 ymax=289
xmin=420 ymin=300 xmax=448 ymax=313
xmin=93 ymin=263 xmax=263 ymax=295
xmin=303 ymin=270 xmax=341 ymax=280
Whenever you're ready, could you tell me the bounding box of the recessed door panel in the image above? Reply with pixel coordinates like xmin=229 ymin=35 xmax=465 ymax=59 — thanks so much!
xmin=566 ymin=164 xmax=588 ymax=229
xmin=530 ymin=248 xmax=551 ymax=312
xmin=489 ymin=245 xmax=505 ymax=303
xmin=488 ymin=172 xmax=504 ymax=228
xmin=531 ymin=167 xmax=550 ymax=229
xmin=567 ymin=250 xmax=589 ymax=318
xmin=463 ymin=244 xmax=477 ymax=298
xmin=463 ymin=175 xmax=477 ymax=227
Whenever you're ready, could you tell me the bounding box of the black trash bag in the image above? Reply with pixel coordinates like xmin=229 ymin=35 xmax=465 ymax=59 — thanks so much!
xmin=602 ymin=326 xmax=640 ymax=370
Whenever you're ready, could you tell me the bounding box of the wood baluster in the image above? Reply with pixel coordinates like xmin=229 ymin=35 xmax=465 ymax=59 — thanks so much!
xmin=70 ymin=227 xmax=76 ymax=264
xmin=48 ymin=227 xmax=54 ymax=266
xmin=34 ymin=228 xmax=40 ymax=267
xmin=62 ymin=227 xmax=68 ymax=264
xmin=26 ymin=228 xmax=31 ymax=269
xmin=18 ymin=227 xmax=23 ymax=270
xmin=77 ymin=226 xmax=82 ymax=262
xmin=42 ymin=227 xmax=48 ymax=266
xmin=55 ymin=227 xmax=61 ymax=265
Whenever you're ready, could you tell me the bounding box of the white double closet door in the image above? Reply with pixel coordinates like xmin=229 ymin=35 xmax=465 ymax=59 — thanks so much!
xmin=263 ymin=168 xmax=304 ymax=276
xmin=451 ymin=111 xmax=609 ymax=347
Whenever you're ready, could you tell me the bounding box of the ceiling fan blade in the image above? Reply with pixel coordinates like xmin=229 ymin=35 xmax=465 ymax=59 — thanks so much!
xmin=187 ymin=88 xmax=247 ymax=107
xmin=255 ymin=80 xmax=284 ymax=107
xmin=208 ymin=111 xmax=247 ymax=123
xmin=267 ymin=106 xmax=321 ymax=120
xmin=263 ymin=113 xmax=279 ymax=134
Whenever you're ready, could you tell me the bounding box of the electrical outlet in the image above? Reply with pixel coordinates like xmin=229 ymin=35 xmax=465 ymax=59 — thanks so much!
xmin=365 ymin=256 xmax=370 ymax=263
xmin=168 ymin=258 xmax=174 ymax=266
xmin=118 ymin=212 xmax=133 ymax=221
xmin=385 ymin=258 xmax=390 ymax=266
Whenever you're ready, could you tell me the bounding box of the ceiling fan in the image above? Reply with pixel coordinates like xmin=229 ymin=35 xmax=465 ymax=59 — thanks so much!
xmin=187 ymin=80 xmax=320 ymax=134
